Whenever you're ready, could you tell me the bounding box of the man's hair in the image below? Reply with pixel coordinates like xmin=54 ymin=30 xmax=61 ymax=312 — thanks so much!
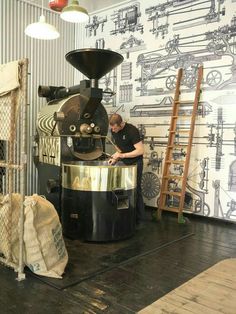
xmin=109 ymin=114 xmax=123 ymax=126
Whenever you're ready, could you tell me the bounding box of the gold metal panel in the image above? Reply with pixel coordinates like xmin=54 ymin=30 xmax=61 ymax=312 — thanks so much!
xmin=62 ymin=162 xmax=137 ymax=192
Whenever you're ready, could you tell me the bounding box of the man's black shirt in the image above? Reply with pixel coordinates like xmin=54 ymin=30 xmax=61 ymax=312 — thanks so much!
xmin=111 ymin=123 xmax=143 ymax=165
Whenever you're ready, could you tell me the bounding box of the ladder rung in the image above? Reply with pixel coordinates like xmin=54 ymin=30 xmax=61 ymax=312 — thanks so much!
xmin=180 ymin=114 xmax=192 ymax=117
xmin=168 ymin=144 xmax=188 ymax=149
xmin=166 ymin=160 xmax=185 ymax=164
xmin=174 ymin=144 xmax=188 ymax=148
xmin=175 ymin=100 xmax=194 ymax=104
xmin=178 ymin=129 xmax=190 ymax=133
xmin=163 ymin=175 xmax=183 ymax=180
xmin=159 ymin=206 xmax=181 ymax=213
xmin=163 ymin=191 xmax=182 ymax=196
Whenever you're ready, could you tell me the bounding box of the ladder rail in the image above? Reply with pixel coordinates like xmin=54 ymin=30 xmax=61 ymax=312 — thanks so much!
xmin=177 ymin=66 xmax=203 ymax=219
xmin=158 ymin=68 xmax=183 ymax=218
xmin=157 ymin=66 xmax=203 ymax=222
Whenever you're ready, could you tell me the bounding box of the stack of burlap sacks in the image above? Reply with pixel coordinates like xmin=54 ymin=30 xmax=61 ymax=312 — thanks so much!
xmin=0 ymin=194 xmax=68 ymax=278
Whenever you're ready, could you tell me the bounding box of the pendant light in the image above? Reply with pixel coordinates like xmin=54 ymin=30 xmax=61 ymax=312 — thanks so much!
xmin=60 ymin=0 xmax=89 ymax=23
xmin=25 ymin=0 xmax=60 ymax=40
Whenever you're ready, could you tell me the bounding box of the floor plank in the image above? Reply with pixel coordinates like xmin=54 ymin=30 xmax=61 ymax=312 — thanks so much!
xmin=139 ymin=258 xmax=236 ymax=314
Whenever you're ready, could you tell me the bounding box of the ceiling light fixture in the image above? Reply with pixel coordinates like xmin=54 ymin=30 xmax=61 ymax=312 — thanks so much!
xmin=25 ymin=0 xmax=60 ymax=40
xmin=60 ymin=0 xmax=89 ymax=23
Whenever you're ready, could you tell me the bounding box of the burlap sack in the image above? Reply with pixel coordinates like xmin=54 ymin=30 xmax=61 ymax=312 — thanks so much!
xmin=0 ymin=193 xmax=22 ymax=261
xmin=23 ymin=194 xmax=68 ymax=279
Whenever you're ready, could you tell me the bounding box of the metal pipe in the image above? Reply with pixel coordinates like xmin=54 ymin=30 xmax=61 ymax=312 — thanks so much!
xmin=38 ymin=84 xmax=80 ymax=101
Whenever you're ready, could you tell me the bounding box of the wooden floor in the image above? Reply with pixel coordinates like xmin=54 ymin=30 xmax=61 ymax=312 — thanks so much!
xmin=138 ymin=258 xmax=236 ymax=314
xmin=0 ymin=211 xmax=236 ymax=313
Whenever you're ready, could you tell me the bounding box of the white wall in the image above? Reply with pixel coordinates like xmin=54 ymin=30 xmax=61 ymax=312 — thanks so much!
xmin=75 ymin=0 xmax=236 ymax=222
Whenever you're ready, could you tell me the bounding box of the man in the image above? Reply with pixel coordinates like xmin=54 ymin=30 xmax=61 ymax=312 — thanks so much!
xmin=108 ymin=114 xmax=145 ymax=225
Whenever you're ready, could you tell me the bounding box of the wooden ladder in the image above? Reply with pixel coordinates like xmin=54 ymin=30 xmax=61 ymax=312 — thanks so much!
xmin=157 ymin=66 xmax=203 ymax=223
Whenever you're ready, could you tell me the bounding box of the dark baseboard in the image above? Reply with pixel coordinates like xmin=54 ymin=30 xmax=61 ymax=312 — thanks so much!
xmin=144 ymin=205 xmax=236 ymax=226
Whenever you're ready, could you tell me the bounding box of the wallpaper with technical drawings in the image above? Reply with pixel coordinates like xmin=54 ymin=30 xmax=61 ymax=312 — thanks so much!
xmin=79 ymin=0 xmax=236 ymax=221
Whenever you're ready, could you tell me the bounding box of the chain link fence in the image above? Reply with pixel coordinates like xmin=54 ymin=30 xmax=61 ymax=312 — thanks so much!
xmin=0 ymin=59 xmax=28 ymax=280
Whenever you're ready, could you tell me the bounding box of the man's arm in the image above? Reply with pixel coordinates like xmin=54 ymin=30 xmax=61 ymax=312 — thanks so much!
xmin=112 ymin=141 xmax=144 ymax=160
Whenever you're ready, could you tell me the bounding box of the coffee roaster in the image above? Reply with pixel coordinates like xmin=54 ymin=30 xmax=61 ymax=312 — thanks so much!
xmin=35 ymin=48 xmax=137 ymax=241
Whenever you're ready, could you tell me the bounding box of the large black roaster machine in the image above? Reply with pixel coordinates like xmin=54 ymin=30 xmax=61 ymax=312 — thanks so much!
xmin=36 ymin=49 xmax=137 ymax=241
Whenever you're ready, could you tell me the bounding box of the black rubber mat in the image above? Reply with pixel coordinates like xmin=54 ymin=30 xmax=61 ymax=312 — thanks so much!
xmin=27 ymin=215 xmax=194 ymax=290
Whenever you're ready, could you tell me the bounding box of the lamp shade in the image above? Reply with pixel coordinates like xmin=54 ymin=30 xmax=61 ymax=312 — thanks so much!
xmin=25 ymin=15 xmax=60 ymax=40
xmin=60 ymin=0 xmax=89 ymax=23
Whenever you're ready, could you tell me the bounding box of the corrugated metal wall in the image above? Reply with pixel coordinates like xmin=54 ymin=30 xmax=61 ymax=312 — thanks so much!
xmin=0 ymin=0 xmax=75 ymax=194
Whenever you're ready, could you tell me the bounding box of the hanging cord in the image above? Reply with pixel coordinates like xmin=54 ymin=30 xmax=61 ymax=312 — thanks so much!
xmin=41 ymin=0 xmax=44 ymax=16
xmin=187 ymin=163 xmax=200 ymax=179
xmin=105 ymin=135 xmax=116 ymax=148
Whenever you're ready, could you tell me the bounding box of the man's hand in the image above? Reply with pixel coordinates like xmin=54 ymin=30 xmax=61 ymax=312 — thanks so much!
xmin=108 ymin=158 xmax=117 ymax=165
xmin=108 ymin=151 xmax=126 ymax=165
